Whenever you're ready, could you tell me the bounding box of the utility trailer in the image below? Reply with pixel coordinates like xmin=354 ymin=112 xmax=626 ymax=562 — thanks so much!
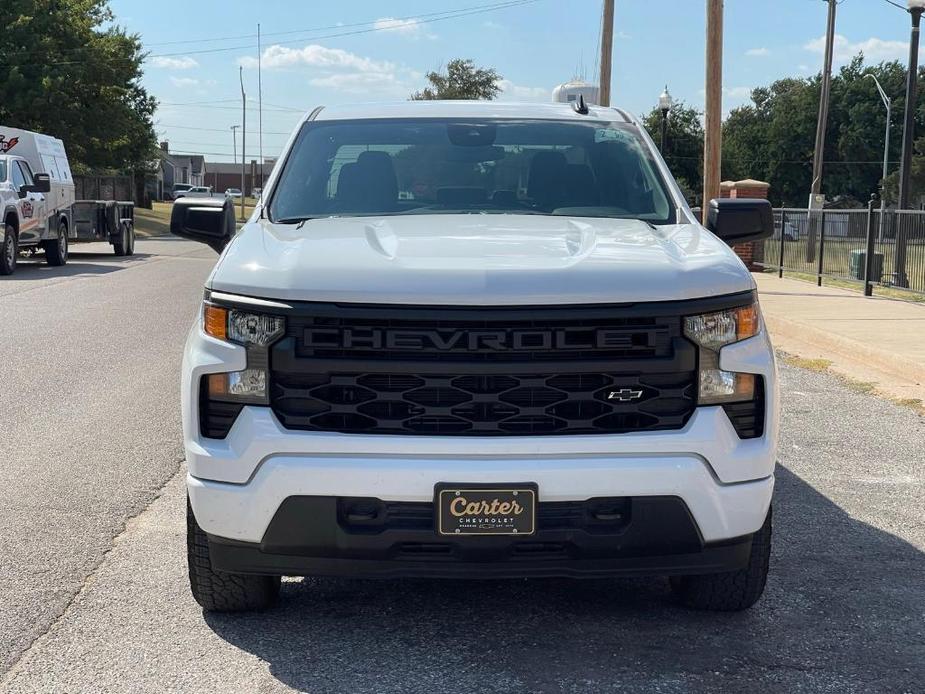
xmin=0 ymin=126 xmax=135 ymax=275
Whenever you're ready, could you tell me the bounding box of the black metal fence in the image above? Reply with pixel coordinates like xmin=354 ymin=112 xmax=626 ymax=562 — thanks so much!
xmin=758 ymin=204 xmax=925 ymax=296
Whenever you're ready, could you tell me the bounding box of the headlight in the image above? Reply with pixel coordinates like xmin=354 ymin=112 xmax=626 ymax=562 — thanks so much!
xmin=684 ymin=304 xmax=760 ymax=404
xmin=200 ymin=302 xmax=285 ymax=408
xmin=203 ymin=304 xmax=284 ymax=346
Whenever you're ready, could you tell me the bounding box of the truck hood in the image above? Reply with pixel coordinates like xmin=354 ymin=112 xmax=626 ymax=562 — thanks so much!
xmin=207 ymin=214 xmax=755 ymax=305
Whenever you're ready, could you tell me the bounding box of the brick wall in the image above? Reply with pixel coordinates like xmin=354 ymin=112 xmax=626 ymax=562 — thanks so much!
xmin=729 ymin=179 xmax=769 ymax=272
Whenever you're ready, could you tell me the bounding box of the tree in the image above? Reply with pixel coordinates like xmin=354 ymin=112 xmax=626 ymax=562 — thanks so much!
xmin=642 ymin=101 xmax=704 ymax=205
xmin=411 ymin=59 xmax=502 ymax=101
xmin=0 ymin=0 xmax=157 ymax=174
xmin=721 ymin=56 xmax=917 ymax=207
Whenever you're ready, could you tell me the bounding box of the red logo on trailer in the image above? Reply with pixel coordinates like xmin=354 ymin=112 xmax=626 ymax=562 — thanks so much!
xmin=0 ymin=135 xmax=20 ymax=153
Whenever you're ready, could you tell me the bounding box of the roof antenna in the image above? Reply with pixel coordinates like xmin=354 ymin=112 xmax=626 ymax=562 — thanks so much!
xmin=572 ymin=93 xmax=590 ymax=115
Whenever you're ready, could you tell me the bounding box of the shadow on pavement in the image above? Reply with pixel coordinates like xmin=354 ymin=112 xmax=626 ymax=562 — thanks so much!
xmin=2 ymin=254 xmax=149 ymax=279
xmin=203 ymin=465 xmax=925 ymax=693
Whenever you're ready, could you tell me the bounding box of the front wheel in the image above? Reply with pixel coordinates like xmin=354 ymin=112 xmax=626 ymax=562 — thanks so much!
xmin=45 ymin=221 xmax=69 ymax=266
xmin=187 ymin=500 xmax=280 ymax=612
xmin=670 ymin=507 xmax=772 ymax=611
xmin=0 ymin=223 xmax=17 ymax=275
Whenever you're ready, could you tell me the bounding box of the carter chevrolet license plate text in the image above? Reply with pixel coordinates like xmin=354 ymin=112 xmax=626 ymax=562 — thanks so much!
xmin=436 ymin=484 xmax=537 ymax=536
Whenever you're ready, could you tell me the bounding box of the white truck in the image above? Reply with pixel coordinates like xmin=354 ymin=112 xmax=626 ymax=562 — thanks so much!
xmin=173 ymin=100 xmax=778 ymax=613
xmin=0 ymin=126 xmax=135 ymax=275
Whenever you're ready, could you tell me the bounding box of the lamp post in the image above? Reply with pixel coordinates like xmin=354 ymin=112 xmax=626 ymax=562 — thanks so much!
xmin=895 ymin=0 xmax=925 ymax=286
xmin=865 ymin=75 xmax=891 ymax=241
xmin=230 ymin=125 xmax=240 ymax=169
xmin=658 ymin=85 xmax=673 ymax=154
xmin=239 ymin=66 xmax=246 ymax=222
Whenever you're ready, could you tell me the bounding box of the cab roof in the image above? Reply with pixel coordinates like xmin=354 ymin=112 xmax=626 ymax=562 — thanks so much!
xmin=309 ymin=100 xmax=634 ymax=124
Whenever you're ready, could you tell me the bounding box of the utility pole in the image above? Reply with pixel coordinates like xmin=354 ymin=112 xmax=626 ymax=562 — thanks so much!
xmin=239 ymin=66 xmax=246 ymax=222
xmin=702 ymin=0 xmax=723 ymax=223
xmin=230 ymin=125 xmax=239 ymax=169
xmin=807 ymin=0 xmax=837 ymax=261
xmin=257 ymin=23 xmax=264 ymax=193
xmin=598 ymin=0 xmax=614 ymax=106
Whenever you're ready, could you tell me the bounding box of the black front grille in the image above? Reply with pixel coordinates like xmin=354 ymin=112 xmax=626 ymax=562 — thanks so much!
xmin=267 ymin=302 xmax=706 ymax=436
xmin=271 ymin=370 xmax=695 ymax=435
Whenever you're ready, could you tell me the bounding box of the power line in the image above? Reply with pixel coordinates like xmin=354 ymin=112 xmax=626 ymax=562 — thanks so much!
xmin=148 ymin=0 xmax=538 ymax=59
xmin=145 ymin=0 xmax=537 ymax=47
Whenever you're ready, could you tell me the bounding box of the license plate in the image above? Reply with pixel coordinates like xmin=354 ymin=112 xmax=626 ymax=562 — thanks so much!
xmin=435 ymin=483 xmax=537 ymax=536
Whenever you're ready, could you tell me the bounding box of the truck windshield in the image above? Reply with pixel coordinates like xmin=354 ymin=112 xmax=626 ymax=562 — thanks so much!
xmin=270 ymin=118 xmax=675 ymax=224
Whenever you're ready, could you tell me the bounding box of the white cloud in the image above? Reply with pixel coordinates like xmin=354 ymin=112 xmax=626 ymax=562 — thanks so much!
xmin=746 ymin=47 xmax=770 ymax=57
xmin=169 ymin=76 xmax=199 ymax=88
xmin=483 ymin=20 xmax=502 ymax=30
xmin=240 ymin=44 xmax=396 ymax=73
xmin=150 ymin=56 xmax=198 ymax=70
xmin=373 ymin=17 xmax=435 ymax=39
xmin=804 ymin=34 xmax=907 ymax=65
xmin=497 ymin=79 xmax=549 ymax=102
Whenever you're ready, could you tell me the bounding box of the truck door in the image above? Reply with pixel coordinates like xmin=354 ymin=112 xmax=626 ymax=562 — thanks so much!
xmin=13 ymin=160 xmax=45 ymax=244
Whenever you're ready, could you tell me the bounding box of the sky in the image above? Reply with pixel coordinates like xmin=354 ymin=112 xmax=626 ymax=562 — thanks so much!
xmin=108 ymin=0 xmax=916 ymax=163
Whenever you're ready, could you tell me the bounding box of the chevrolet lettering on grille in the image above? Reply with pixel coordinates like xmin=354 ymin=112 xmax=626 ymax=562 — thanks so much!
xmin=303 ymin=327 xmax=637 ymax=352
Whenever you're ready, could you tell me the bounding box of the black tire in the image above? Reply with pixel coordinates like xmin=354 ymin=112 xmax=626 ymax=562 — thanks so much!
xmin=0 ymin=223 xmax=16 ymax=276
xmin=124 ymin=222 xmax=135 ymax=256
xmin=671 ymin=507 xmax=772 ymax=612
xmin=45 ymin=221 xmax=69 ymax=266
xmin=113 ymin=222 xmax=129 ymax=256
xmin=187 ymin=500 xmax=280 ymax=612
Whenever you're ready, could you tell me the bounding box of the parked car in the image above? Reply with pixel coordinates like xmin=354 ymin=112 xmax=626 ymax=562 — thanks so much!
xmin=175 ymin=186 xmax=213 ymax=200
xmin=167 ymin=183 xmax=193 ymax=201
xmin=0 ymin=126 xmax=134 ymax=274
xmin=224 ymin=188 xmax=242 ymax=198
xmin=173 ymin=100 xmax=778 ymax=613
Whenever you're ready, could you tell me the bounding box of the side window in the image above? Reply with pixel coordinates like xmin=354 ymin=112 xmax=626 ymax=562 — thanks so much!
xmin=11 ymin=161 xmax=26 ymax=189
xmin=16 ymin=161 xmax=34 ymax=186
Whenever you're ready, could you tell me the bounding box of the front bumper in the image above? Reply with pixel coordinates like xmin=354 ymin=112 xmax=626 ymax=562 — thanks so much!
xmin=205 ymin=494 xmax=757 ymax=579
xmin=183 ymin=316 xmax=779 ymax=565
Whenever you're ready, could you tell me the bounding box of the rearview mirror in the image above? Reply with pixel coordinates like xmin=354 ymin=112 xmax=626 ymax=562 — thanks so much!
xmin=170 ymin=197 xmax=235 ymax=253
xmin=29 ymin=173 xmax=51 ymax=194
xmin=705 ymin=198 xmax=774 ymax=245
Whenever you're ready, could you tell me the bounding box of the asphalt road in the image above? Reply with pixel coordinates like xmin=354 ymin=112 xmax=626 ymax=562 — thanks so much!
xmin=1 ymin=243 xmax=924 ymax=692
xmin=0 ymin=239 xmax=217 ymax=675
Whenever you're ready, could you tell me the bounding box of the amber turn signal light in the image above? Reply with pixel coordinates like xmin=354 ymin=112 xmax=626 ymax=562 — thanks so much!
xmin=203 ymin=304 xmax=228 ymax=340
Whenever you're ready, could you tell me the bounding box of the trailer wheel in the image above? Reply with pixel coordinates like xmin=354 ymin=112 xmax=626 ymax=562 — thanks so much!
xmin=113 ymin=221 xmax=132 ymax=256
xmin=45 ymin=220 xmax=69 ymax=267
xmin=125 ymin=222 xmax=135 ymax=256
xmin=0 ymin=223 xmax=16 ymax=276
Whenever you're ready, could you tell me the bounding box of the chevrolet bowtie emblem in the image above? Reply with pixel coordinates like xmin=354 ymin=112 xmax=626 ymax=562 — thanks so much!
xmin=607 ymin=388 xmax=644 ymax=402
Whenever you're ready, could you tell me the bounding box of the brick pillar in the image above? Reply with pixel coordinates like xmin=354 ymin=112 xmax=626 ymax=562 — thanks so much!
xmin=720 ymin=180 xmax=735 ymax=198
xmin=730 ymin=179 xmax=770 ymax=271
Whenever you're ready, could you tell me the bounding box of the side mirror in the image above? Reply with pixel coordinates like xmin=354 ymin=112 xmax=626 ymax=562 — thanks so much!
xmin=705 ymin=198 xmax=774 ymax=245
xmin=29 ymin=173 xmax=51 ymax=194
xmin=170 ymin=197 xmax=235 ymax=253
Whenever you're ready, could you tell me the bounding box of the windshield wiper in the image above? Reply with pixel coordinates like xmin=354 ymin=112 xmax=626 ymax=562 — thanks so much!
xmin=274 ymin=216 xmax=317 ymax=224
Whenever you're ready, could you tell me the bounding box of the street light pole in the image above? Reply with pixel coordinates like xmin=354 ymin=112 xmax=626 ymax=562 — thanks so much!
xmin=865 ymin=74 xmax=891 ymax=241
xmin=230 ymin=125 xmax=240 ymax=171
xmin=895 ymin=0 xmax=925 ymax=286
xmin=239 ymin=66 xmax=246 ymax=222
xmin=658 ymin=85 xmax=673 ymax=154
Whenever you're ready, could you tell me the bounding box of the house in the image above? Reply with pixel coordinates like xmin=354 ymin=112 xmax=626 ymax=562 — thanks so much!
xmin=156 ymin=142 xmax=206 ymax=199
xmin=204 ymin=160 xmax=276 ymax=196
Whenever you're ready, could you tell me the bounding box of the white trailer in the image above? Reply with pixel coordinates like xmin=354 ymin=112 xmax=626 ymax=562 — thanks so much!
xmin=0 ymin=126 xmax=134 ymax=275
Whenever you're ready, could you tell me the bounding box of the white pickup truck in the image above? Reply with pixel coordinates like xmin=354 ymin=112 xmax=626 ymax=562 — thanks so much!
xmin=173 ymin=101 xmax=778 ymax=613
xmin=0 ymin=127 xmax=135 ymax=275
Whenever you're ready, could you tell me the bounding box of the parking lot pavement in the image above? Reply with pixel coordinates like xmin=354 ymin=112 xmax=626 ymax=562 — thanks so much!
xmin=1 ymin=363 xmax=922 ymax=694
xmin=0 ymin=239 xmax=216 ymax=675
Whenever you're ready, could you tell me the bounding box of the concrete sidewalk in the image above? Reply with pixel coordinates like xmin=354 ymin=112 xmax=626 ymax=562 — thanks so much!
xmin=755 ymin=274 xmax=925 ymax=403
